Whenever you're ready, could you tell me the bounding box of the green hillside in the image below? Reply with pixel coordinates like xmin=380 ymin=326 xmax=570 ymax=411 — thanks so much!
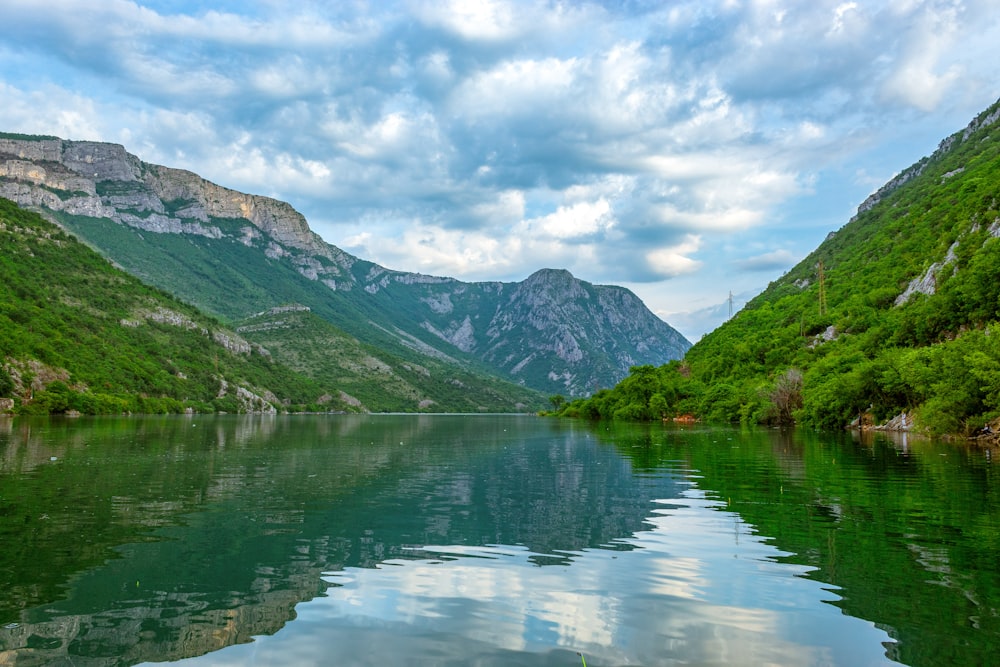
xmin=0 ymin=198 xmax=326 ymax=414
xmin=49 ymin=211 xmax=368 ymax=326
xmin=560 ymin=99 xmax=1000 ymax=435
xmin=49 ymin=208 xmax=509 ymax=374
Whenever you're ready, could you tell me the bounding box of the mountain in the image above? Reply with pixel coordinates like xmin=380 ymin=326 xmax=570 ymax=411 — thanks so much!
xmin=560 ymin=97 xmax=1000 ymax=435
xmin=0 ymin=133 xmax=690 ymax=399
xmin=0 ymin=197 xmax=545 ymax=414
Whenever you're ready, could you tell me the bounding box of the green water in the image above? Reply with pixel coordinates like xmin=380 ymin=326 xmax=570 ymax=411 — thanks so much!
xmin=0 ymin=415 xmax=997 ymax=666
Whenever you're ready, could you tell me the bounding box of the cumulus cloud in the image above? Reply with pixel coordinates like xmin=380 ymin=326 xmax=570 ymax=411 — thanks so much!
xmin=645 ymin=235 xmax=703 ymax=279
xmin=880 ymin=2 xmax=964 ymax=111
xmin=1 ymin=0 xmax=1000 ymax=338
xmin=521 ymin=199 xmax=616 ymax=241
xmin=413 ymin=0 xmax=521 ymax=41
xmin=0 ymin=82 xmax=105 ymax=140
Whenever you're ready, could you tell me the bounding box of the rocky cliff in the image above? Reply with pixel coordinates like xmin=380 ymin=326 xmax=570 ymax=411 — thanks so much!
xmin=0 ymin=132 xmax=689 ymax=396
xmin=0 ymin=136 xmax=357 ymax=280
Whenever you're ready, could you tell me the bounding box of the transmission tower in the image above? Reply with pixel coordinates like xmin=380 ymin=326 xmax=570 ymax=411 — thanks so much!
xmin=818 ymin=261 xmax=828 ymax=316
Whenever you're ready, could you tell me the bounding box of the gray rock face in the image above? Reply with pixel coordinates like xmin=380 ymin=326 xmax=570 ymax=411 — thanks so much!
xmin=1 ymin=137 xmax=359 ymax=284
xmin=0 ymin=137 xmax=63 ymax=161
xmin=61 ymin=141 xmax=143 ymax=182
xmin=1 ymin=133 xmax=691 ymax=396
xmin=895 ymin=241 xmax=959 ymax=306
xmin=851 ymin=160 xmax=930 ymax=222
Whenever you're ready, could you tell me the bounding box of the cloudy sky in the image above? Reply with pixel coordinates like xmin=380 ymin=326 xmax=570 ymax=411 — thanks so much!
xmin=2 ymin=0 xmax=999 ymax=340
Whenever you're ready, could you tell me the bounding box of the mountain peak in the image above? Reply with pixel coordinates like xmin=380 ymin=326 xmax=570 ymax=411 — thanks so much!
xmin=526 ymin=267 xmax=575 ymax=281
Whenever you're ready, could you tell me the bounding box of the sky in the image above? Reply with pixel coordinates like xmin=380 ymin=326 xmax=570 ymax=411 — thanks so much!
xmin=1 ymin=1 xmax=999 ymax=341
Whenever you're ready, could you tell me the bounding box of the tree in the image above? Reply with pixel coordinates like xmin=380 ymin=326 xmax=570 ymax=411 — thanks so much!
xmin=649 ymin=393 xmax=668 ymax=419
xmin=768 ymin=369 xmax=803 ymax=426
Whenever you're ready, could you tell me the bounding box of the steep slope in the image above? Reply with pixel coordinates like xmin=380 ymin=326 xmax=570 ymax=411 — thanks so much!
xmin=474 ymin=268 xmax=688 ymax=393
xmin=0 ymin=198 xmax=325 ymax=414
xmin=0 ymin=133 xmax=689 ymax=396
xmin=562 ymin=97 xmax=1000 ymax=434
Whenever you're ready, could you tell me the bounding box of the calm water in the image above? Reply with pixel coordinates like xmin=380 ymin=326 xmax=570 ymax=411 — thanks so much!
xmin=0 ymin=415 xmax=997 ymax=666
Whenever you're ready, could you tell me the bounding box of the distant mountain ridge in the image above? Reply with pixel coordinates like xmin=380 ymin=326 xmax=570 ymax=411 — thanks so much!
xmin=0 ymin=133 xmax=689 ymax=399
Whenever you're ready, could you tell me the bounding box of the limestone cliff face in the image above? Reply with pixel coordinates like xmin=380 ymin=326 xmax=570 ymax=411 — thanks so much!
xmin=142 ymin=163 xmax=341 ymax=260
xmin=0 ymin=136 xmax=356 ymax=280
xmin=1 ymin=133 xmax=690 ymax=396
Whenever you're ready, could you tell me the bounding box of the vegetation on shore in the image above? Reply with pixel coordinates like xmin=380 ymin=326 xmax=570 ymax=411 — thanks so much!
xmin=554 ymin=100 xmax=1000 ymax=436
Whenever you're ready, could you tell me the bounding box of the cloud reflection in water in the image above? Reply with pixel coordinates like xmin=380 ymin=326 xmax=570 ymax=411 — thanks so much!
xmin=166 ymin=491 xmax=897 ymax=666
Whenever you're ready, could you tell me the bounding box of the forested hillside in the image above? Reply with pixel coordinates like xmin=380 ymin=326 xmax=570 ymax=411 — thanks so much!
xmin=559 ymin=99 xmax=1000 ymax=435
xmin=234 ymin=305 xmax=543 ymax=413
xmin=0 ymin=198 xmax=327 ymax=414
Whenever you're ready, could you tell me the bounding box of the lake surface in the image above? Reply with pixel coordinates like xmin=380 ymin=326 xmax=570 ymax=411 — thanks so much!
xmin=1 ymin=415 xmax=997 ymax=666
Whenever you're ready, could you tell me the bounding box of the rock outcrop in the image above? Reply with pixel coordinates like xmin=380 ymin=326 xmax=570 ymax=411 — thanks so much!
xmin=0 ymin=136 xmax=356 ymax=283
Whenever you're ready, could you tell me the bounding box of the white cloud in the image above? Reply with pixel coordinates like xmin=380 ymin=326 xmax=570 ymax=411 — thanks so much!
xmin=646 ymin=234 xmax=703 ymax=278
xmin=470 ymin=189 xmax=525 ymax=227
xmin=0 ymin=83 xmax=104 ymax=140
xmin=522 ymin=199 xmax=615 ymax=240
xmin=563 ymin=175 xmax=636 ymax=203
xmin=32 ymin=0 xmax=368 ymax=50
xmin=249 ymin=58 xmax=330 ymax=98
xmin=828 ymin=2 xmax=860 ymax=36
xmin=735 ymin=249 xmax=797 ymax=272
xmin=451 ymin=56 xmax=579 ymax=117
xmin=333 ymin=112 xmax=422 ymax=158
xmin=347 ymin=222 xmax=513 ymax=278
xmin=420 ymin=51 xmax=454 ymax=83
xmin=881 ymin=6 xmax=963 ymax=112
xmin=414 ymin=0 xmax=519 ymax=41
